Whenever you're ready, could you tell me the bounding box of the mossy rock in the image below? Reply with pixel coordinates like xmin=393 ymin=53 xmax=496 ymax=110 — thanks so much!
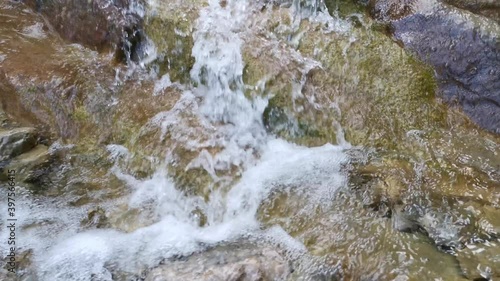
xmin=144 ymin=0 xmax=206 ymax=83
xmin=324 ymin=0 xmax=369 ymax=18
xmin=255 ymin=12 xmax=445 ymax=150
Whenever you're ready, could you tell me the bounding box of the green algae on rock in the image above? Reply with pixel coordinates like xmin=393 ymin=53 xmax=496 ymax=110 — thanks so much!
xmin=370 ymin=0 xmax=500 ymax=134
xmin=244 ymin=5 xmax=445 ymax=150
xmin=143 ymin=0 xmax=206 ymax=83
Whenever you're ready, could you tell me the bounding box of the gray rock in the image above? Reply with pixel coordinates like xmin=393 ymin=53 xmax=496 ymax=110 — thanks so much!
xmin=0 ymin=127 xmax=37 ymax=161
xmin=0 ymin=109 xmax=7 ymax=128
xmin=370 ymin=0 xmax=500 ymax=134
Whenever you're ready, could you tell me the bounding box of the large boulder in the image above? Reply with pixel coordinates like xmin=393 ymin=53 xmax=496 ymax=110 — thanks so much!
xmin=0 ymin=2 xmax=185 ymax=194
xmin=369 ymin=0 xmax=500 ymax=134
xmin=243 ymin=3 xmax=500 ymax=279
xmin=22 ymin=0 xmax=145 ymax=61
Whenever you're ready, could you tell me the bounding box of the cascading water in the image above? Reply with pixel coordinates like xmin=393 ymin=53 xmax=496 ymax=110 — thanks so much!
xmin=1 ymin=1 xmax=349 ymax=280
xmin=2 ymin=0 xmax=500 ymax=280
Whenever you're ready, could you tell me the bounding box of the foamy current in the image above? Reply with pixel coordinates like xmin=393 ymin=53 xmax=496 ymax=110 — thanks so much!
xmin=0 ymin=1 xmax=350 ymax=280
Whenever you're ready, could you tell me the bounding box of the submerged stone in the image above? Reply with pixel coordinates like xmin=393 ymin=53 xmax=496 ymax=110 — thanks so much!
xmin=391 ymin=205 xmax=427 ymax=234
xmin=457 ymin=244 xmax=500 ymax=280
xmin=145 ymin=242 xmax=291 ymax=281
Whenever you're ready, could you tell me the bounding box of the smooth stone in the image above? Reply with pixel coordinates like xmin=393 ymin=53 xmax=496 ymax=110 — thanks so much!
xmin=0 ymin=127 xmax=37 ymax=161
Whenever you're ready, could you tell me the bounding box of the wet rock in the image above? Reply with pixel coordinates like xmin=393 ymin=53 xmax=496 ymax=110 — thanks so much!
xmin=0 ymin=145 xmax=51 ymax=186
xmin=464 ymin=204 xmax=500 ymax=239
xmin=1 ymin=249 xmax=34 ymax=281
xmin=0 ymin=109 xmax=6 ymax=128
xmin=145 ymin=243 xmax=290 ymax=281
xmin=0 ymin=3 xmax=185 ymax=182
xmin=391 ymin=205 xmax=428 ymax=234
xmin=1 ymin=3 xmax=150 ymax=143
xmin=246 ymin=9 xmax=499 ymax=279
xmin=457 ymin=243 xmax=500 ymax=280
xmin=0 ymin=68 xmax=51 ymax=131
xmin=0 ymin=74 xmax=15 ymax=128
xmin=22 ymin=0 xmax=145 ymax=61
xmin=0 ymin=127 xmax=37 ymax=161
xmin=107 ymin=205 xmax=157 ymax=233
xmin=368 ymin=0 xmax=418 ymax=21
xmin=442 ymin=0 xmax=500 ymax=22
xmin=1 ymin=0 xmax=193 ymax=197
xmin=260 ymin=190 xmax=467 ymax=280
xmin=143 ymin=0 xmax=202 ymax=82
xmin=81 ymin=207 xmax=111 ymax=229
xmin=477 ymin=206 xmax=500 ymax=238
xmin=370 ymin=0 xmax=500 ymax=134
xmin=324 ymin=0 xmax=369 ymax=18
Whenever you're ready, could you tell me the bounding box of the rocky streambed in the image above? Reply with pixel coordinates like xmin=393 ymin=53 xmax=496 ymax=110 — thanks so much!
xmin=0 ymin=0 xmax=499 ymax=280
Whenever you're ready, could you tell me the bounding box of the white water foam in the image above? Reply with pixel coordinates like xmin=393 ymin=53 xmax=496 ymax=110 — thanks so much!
xmin=19 ymin=22 xmax=47 ymax=39
xmin=189 ymin=0 xmax=270 ymax=171
xmin=34 ymin=139 xmax=347 ymax=280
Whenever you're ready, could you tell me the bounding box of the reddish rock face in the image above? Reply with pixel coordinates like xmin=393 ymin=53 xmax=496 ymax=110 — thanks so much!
xmin=22 ymin=0 xmax=144 ymax=61
xmin=0 ymin=71 xmax=39 ymax=128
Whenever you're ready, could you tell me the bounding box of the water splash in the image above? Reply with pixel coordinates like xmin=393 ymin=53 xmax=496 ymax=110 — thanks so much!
xmin=11 ymin=1 xmax=350 ymax=280
xmin=189 ymin=0 xmax=269 ymax=171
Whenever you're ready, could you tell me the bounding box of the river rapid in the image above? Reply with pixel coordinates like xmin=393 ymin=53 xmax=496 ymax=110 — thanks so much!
xmin=0 ymin=0 xmax=499 ymax=280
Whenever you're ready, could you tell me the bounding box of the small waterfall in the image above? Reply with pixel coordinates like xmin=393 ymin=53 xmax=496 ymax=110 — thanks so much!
xmin=15 ymin=1 xmax=350 ymax=280
xmin=189 ymin=0 xmax=268 ymax=171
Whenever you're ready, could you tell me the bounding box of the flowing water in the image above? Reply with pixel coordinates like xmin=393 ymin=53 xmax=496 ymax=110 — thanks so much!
xmin=0 ymin=1 xmax=348 ymax=279
xmin=1 ymin=0 xmax=499 ymax=280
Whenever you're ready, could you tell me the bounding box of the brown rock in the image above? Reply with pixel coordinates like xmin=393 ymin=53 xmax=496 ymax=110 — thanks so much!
xmin=457 ymin=243 xmax=500 ymax=280
xmin=22 ymin=0 xmax=145 ymax=61
xmin=0 ymin=71 xmax=39 ymax=127
xmin=145 ymin=243 xmax=291 ymax=281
